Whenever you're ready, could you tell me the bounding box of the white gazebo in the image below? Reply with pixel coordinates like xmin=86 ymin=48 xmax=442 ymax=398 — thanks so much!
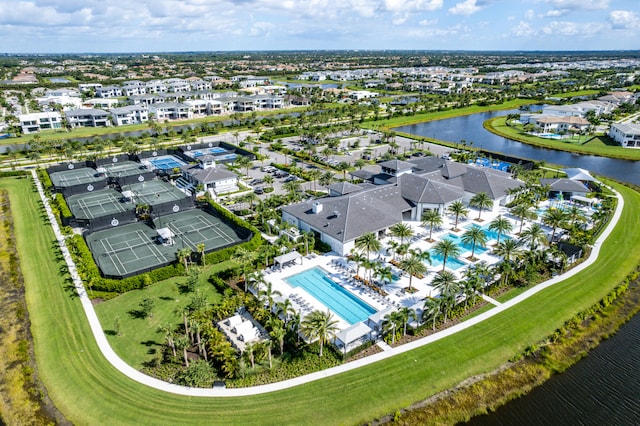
xmin=564 ymin=168 xmax=597 ymax=182
xmin=156 ymin=227 xmax=175 ymax=246
xmin=274 ymin=250 xmax=303 ymax=269
xmin=334 ymin=322 xmax=373 ymax=355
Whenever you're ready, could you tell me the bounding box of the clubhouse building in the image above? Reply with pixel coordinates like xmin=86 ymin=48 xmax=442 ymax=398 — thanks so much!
xmin=282 ymin=157 xmax=524 ymax=255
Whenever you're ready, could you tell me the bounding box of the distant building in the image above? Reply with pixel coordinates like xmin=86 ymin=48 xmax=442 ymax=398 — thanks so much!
xmin=65 ymin=109 xmax=111 ymax=128
xmin=180 ymin=155 xmax=239 ymax=196
xmin=109 ymin=105 xmax=149 ymax=126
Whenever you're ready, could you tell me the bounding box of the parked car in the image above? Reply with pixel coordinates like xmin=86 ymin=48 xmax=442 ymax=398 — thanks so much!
xmin=254 ymin=187 xmax=264 ymax=194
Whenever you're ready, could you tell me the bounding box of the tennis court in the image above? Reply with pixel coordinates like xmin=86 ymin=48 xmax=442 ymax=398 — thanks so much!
xmin=49 ymin=167 xmax=103 ymax=188
xmin=147 ymin=155 xmax=186 ymax=171
xmin=126 ymin=180 xmax=189 ymax=206
xmin=86 ymin=223 xmax=175 ymax=278
xmin=155 ymin=209 xmax=245 ymax=252
xmin=102 ymin=161 xmax=148 ymax=178
xmin=66 ymin=189 xmax=135 ymax=220
xmin=187 ymin=147 xmax=232 ymax=159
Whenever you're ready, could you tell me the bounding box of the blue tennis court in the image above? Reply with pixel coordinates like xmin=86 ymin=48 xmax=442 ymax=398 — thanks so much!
xmin=148 ymin=155 xmax=186 ymax=170
xmin=470 ymin=158 xmax=511 ymax=172
xmin=188 ymin=147 xmax=232 ymax=159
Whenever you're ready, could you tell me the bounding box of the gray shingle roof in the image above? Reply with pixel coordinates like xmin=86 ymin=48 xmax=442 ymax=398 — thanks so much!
xmin=540 ymin=178 xmax=589 ymax=193
xmin=282 ymin=185 xmax=411 ymax=242
xmin=182 ymin=164 xmax=236 ymax=184
xmin=399 ymin=174 xmax=465 ymax=204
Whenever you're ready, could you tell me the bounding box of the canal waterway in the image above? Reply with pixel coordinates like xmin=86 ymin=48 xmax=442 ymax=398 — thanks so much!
xmin=466 ymin=312 xmax=640 ymax=426
xmin=395 ymin=108 xmax=640 ymax=186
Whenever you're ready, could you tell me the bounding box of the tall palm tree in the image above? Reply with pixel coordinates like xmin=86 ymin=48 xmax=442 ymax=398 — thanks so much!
xmin=276 ymin=298 xmax=296 ymax=326
xmin=422 ymin=297 xmax=443 ymax=330
xmin=519 ymin=223 xmax=548 ymax=252
xmin=258 ymin=281 xmax=282 ymax=312
xmin=270 ymin=323 xmax=286 ymax=355
xmin=447 ymin=201 xmax=469 ymax=231
xmin=374 ymin=265 xmax=394 ymax=286
xmin=433 ymin=238 xmax=462 ymax=271
xmin=542 ymin=208 xmax=568 ymax=242
xmin=494 ymin=238 xmax=522 ymax=286
xmin=488 ymin=215 xmax=513 ymax=245
xmin=308 ymin=169 xmax=322 ymax=193
xmin=461 ymin=225 xmax=488 ymax=260
xmin=177 ymin=248 xmax=192 ymax=274
xmin=397 ymin=306 xmax=415 ymax=336
xmin=431 ymin=270 xmax=459 ymax=323
xmin=399 ymin=252 xmax=427 ymax=292
xmin=565 ymin=205 xmax=587 ymax=228
xmin=319 ymin=171 xmax=334 ymax=188
xmin=382 ymin=311 xmax=403 ymax=344
xmin=231 ymin=247 xmax=256 ymax=291
xmin=301 ymin=310 xmax=339 ymax=357
xmin=421 ymin=209 xmax=443 ymax=241
xmin=470 ymin=192 xmax=494 ymax=221
xmin=247 ymin=270 xmax=267 ymax=293
xmin=355 ymin=232 xmax=382 ymax=260
xmin=389 ymin=222 xmax=414 ymax=246
xmin=511 ymin=202 xmax=537 ymax=234
xmin=196 ymin=243 xmax=206 ymax=266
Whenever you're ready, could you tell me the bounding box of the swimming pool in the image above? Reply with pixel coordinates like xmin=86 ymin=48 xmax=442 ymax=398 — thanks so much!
xmin=467 ymin=223 xmax=512 ymax=242
xmin=446 ymin=232 xmax=489 ymax=254
xmin=148 ymin=155 xmax=186 ymax=170
xmin=285 ymin=267 xmax=376 ymax=325
xmin=189 ymin=147 xmax=233 ymax=158
xmin=428 ymin=251 xmax=466 ymax=270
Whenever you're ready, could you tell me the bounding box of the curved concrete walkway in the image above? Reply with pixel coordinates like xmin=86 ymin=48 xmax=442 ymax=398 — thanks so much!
xmin=32 ymin=169 xmax=624 ymax=397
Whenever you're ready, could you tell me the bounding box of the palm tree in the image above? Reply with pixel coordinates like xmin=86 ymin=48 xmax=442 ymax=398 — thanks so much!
xmin=422 ymin=297 xmax=443 ymax=330
xmin=519 ymin=223 xmax=548 ymax=252
xmin=354 ymin=232 xmax=382 ymax=260
xmin=196 ymin=243 xmax=206 ymax=266
xmin=158 ymin=324 xmax=177 ymax=358
xmin=177 ymin=248 xmax=192 ymax=274
xmin=382 ymin=311 xmax=403 ymax=344
xmin=247 ymin=270 xmax=267 ymax=293
xmin=447 ymin=201 xmax=469 ymax=231
xmin=511 ymin=203 xmax=537 ymax=234
xmin=399 ymin=252 xmax=428 ymax=292
xmin=319 ymin=171 xmax=334 ymax=188
xmin=494 ymin=238 xmax=522 ymax=286
xmin=235 ymin=155 xmax=252 ymax=177
xmin=431 ymin=270 xmax=459 ymax=323
xmin=308 ymin=169 xmax=322 ymax=193
xmin=488 ymin=215 xmax=513 ymax=245
xmin=270 ymin=323 xmax=286 ymax=355
xmin=301 ymin=310 xmax=339 ymax=357
xmin=565 ymin=205 xmax=587 ymax=228
xmin=421 ymin=210 xmax=443 ymax=241
xmin=397 ymin=306 xmax=415 ymax=336
xmin=374 ymin=265 xmax=394 ymax=286
xmin=349 ymin=250 xmax=366 ymax=278
xmin=470 ymin=192 xmax=494 ymax=221
xmin=542 ymin=208 xmax=568 ymax=242
xmin=389 ymin=222 xmax=414 ymax=246
xmin=276 ymin=298 xmax=296 ymax=326
xmin=433 ymin=238 xmax=462 ymax=271
xmin=231 ymin=247 xmax=257 ymax=291
xmin=461 ymin=225 xmax=488 ymax=260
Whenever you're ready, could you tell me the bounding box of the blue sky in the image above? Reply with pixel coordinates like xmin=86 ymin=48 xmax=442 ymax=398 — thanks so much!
xmin=0 ymin=0 xmax=638 ymax=53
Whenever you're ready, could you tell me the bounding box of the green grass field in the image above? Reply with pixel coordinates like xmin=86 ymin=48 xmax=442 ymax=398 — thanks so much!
xmin=94 ymin=268 xmax=229 ymax=369
xmin=485 ymin=117 xmax=640 ymax=161
xmin=4 ymin=174 xmax=640 ymax=425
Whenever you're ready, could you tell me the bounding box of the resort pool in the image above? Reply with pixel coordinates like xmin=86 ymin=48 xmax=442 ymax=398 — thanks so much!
xmin=446 ymin=233 xmax=489 ymax=254
xmin=467 ymin=223 xmax=512 ymax=242
xmin=285 ymin=267 xmax=376 ymax=325
xmin=428 ymin=251 xmax=466 ymax=270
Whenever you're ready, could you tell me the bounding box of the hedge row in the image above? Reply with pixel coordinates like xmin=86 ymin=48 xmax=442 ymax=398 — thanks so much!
xmin=0 ymin=170 xmax=29 ymax=178
xmin=54 ymin=193 xmax=73 ymax=221
xmin=37 ymin=168 xmax=53 ymax=190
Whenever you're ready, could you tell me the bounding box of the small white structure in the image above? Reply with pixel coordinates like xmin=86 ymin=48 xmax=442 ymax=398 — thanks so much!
xmin=19 ymin=111 xmax=62 ymax=134
xmin=609 ymin=123 xmax=640 ymax=148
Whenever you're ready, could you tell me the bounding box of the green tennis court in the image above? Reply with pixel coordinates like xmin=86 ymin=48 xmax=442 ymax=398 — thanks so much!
xmin=66 ymin=189 xmax=135 ymax=220
xmin=49 ymin=167 xmax=103 ymax=188
xmin=125 ymin=180 xmax=188 ymax=206
xmin=86 ymin=223 xmax=175 ymax=278
xmin=156 ymin=209 xmax=244 ymax=251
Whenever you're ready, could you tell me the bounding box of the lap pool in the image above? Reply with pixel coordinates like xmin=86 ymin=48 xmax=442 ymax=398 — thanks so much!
xmin=285 ymin=267 xmax=376 ymax=325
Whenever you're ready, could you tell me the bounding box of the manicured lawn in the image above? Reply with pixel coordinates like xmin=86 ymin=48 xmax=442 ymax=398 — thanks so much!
xmin=94 ymin=267 xmax=228 ymax=369
xmin=485 ymin=116 xmax=640 ymax=160
xmin=5 ymin=174 xmax=640 ymax=425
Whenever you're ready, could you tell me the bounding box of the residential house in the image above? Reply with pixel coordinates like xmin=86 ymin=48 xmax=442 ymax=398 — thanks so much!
xmin=109 ymin=105 xmax=149 ymax=126
xmin=609 ymin=122 xmax=640 ymax=148
xmin=149 ymin=102 xmax=193 ymax=120
xmin=19 ymin=111 xmax=63 ymax=134
xmin=95 ymin=86 xmax=123 ymax=98
xmin=65 ymin=109 xmax=111 ymax=128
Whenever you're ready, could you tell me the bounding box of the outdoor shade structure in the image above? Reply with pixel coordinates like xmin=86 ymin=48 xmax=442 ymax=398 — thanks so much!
xmin=334 ymin=322 xmax=373 ymax=354
xmin=564 ymin=168 xmax=598 ymax=182
xmin=274 ymin=250 xmax=303 ymax=268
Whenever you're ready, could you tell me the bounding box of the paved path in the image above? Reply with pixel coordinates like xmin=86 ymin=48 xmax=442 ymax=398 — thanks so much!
xmin=482 ymin=294 xmax=502 ymax=306
xmin=376 ymin=341 xmax=392 ymax=351
xmin=32 ymin=170 xmax=623 ymax=397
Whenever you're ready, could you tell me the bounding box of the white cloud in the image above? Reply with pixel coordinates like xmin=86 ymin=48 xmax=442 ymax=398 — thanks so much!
xmin=511 ymin=21 xmax=537 ymax=37
xmin=418 ymin=18 xmax=437 ymax=26
xmin=448 ymin=0 xmax=481 ymax=16
xmin=383 ymin=0 xmax=443 ymax=13
xmin=609 ymin=10 xmax=640 ymax=30
xmin=545 ymin=9 xmax=568 ymax=17
xmin=544 ymin=0 xmax=609 ymax=11
xmin=542 ymin=20 xmax=606 ymax=37
xmin=524 ymin=9 xmax=535 ymax=20
xmin=248 ymin=21 xmax=275 ymax=37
